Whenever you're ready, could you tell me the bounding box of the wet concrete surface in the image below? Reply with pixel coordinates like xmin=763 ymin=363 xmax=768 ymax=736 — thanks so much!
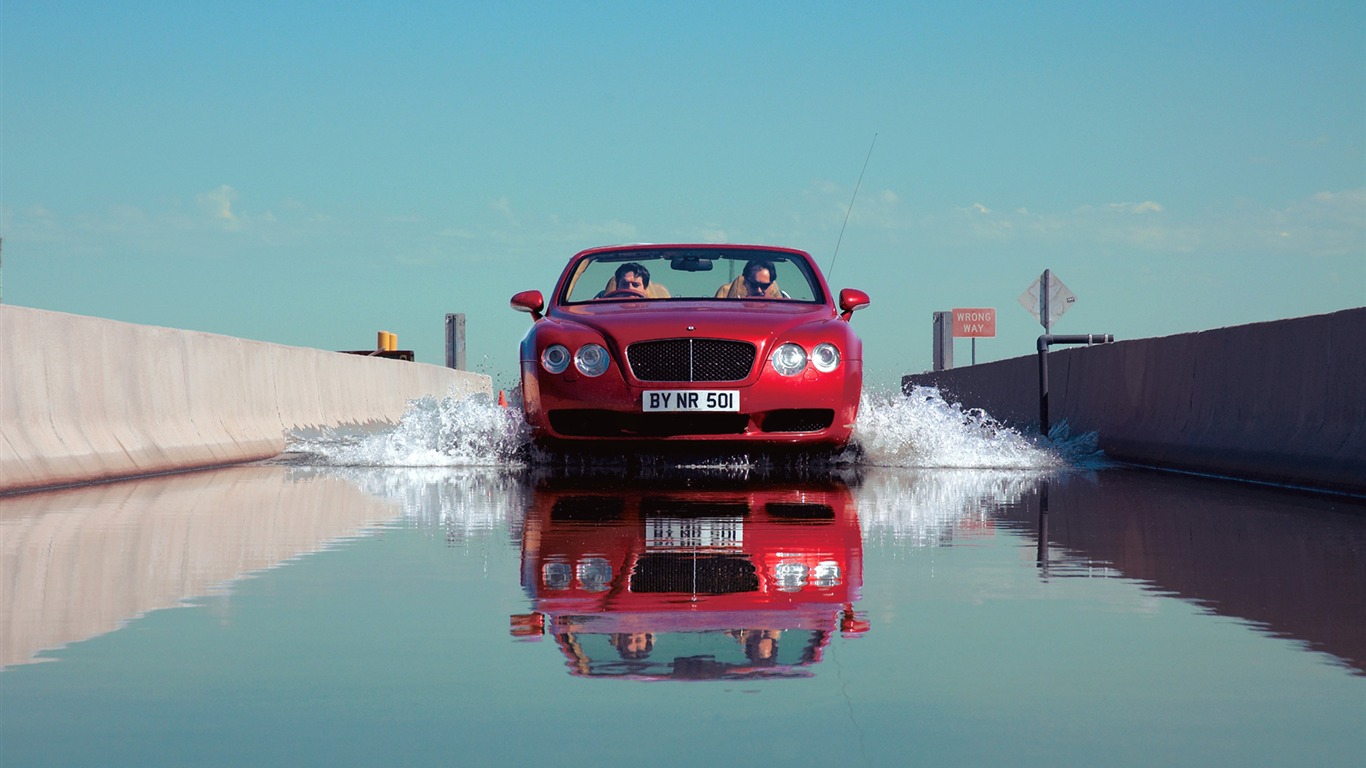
xmin=2 ymin=463 xmax=1362 ymax=766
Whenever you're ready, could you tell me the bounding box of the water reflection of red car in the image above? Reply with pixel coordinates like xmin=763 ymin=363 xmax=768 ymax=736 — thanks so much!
xmin=510 ymin=244 xmax=870 ymax=450
xmin=510 ymin=479 xmax=869 ymax=680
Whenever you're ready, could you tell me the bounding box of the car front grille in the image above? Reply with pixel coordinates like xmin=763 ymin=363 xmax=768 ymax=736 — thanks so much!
xmin=630 ymin=553 xmax=759 ymax=594
xmin=764 ymin=502 xmax=835 ymax=520
xmin=761 ymin=409 xmax=835 ymax=433
xmin=550 ymin=496 xmax=626 ymax=521
xmin=549 ymin=410 xmax=749 ymax=437
xmin=627 ymin=339 xmax=757 ymax=382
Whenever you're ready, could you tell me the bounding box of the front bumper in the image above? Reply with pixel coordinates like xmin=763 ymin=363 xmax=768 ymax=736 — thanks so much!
xmin=521 ymin=359 xmax=862 ymax=448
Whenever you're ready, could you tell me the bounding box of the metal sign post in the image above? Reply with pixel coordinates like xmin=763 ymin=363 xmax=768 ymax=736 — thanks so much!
xmin=932 ymin=311 xmax=954 ymax=371
xmin=951 ymin=307 xmax=996 ymax=365
xmin=1019 ymin=270 xmax=1114 ymax=434
xmin=445 ymin=313 xmax=466 ymax=370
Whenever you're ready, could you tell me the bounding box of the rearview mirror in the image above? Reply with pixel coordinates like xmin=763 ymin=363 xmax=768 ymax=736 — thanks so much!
xmin=510 ymin=290 xmax=545 ymax=320
xmin=670 ymin=255 xmax=713 ymax=272
xmin=838 ymin=288 xmax=870 ymax=320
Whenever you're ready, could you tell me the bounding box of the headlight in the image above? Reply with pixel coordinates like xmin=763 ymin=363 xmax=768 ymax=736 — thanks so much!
xmin=541 ymin=344 xmax=570 ymax=374
xmin=576 ymin=557 xmax=612 ymax=592
xmin=543 ymin=561 xmax=572 ymax=590
xmin=770 ymin=343 xmax=807 ymax=376
xmin=574 ymin=344 xmax=610 ymax=377
xmin=813 ymin=560 xmax=842 ymax=587
xmin=812 ymin=343 xmax=840 ymax=373
xmin=774 ymin=561 xmax=808 ymax=592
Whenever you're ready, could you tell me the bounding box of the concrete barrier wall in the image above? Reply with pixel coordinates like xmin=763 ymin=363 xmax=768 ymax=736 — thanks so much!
xmin=993 ymin=472 xmax=1366 ymax=673
xmin=903 ymin=308 xmax=1366 ymax=495
xmin=1 ymin=305 xmax=491 ymax=494
xmin=1 ymin=465 xmax=401 ymax=668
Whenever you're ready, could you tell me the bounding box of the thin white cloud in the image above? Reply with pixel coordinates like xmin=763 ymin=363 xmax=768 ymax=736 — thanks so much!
xmin=196 ymin=185 xmax=240 ymax=229
xmin=918 ymin=190 xmax=1362 ymax=256
xmin=1104 ymin=201 xmax=1164 ymax=214
xmin=490 ymin=196 xmax=519 ymax=227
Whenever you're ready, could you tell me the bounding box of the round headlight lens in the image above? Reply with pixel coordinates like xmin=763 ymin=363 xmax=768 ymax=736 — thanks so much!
xmin=812 ymin=343 xmax=840 ymax=373
xmin=813 ymin=560 xmax=842 ymax=587
xmin=577 ymin=557 xmax=612 ymax=592
xmin=574 ymin=343 xmax=610 ymax=377
xmin=543 ymin=561 xmax=572 ymax=590
xmin=774 ymin=561 xmax=809 ymax=592
xmin=541 ymin=344 xmax=571 ymax=374
xmin=770 ymin=343 xmax=807 ymax=376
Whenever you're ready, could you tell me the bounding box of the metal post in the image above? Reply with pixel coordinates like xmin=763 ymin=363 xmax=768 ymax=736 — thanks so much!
xmin=1037 ymin=336 xmax=1051 ymax=434
xmin=1040 ymin=269 xmax=1051 ymax=334
xmin=445 ymin=313 xmax=466 ymax=370
xmin=932 ymin=311 xmax=954 ymax=371
xmin=1037 ymin=333 xmax=1115 ymax=435
xmin=1036 ymin=478 xmax=1050 ymax=577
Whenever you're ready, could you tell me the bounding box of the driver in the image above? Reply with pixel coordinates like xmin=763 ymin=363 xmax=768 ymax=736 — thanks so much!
xmin=597 ymin=262 xmax=669 ymax=298
xmin=612 ymin=262 xmax=650 ymax=294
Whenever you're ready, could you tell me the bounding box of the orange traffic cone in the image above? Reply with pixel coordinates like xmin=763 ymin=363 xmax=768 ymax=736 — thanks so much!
xmin=497 ymin=389 xmax=508 ymax=408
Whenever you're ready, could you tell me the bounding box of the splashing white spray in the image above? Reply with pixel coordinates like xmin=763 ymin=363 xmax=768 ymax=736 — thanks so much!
xmin=286 ymin=392 xmax=530 ymax=467
xmin=856 ymin=386 xmax=1072 ymax=469
xmin=285 ymin=386 xmax=1102 ymax=470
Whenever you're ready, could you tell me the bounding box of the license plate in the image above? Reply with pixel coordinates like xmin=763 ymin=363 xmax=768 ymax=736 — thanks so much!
xmin=645 ymin=517 xmax=744 ymax=550
xmin=642 ymin=390 xmax=739 ymax=412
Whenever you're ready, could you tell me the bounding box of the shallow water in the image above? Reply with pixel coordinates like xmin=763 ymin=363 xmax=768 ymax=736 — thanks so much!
xmin=2 ymin=391 xmax=1363 ymax=766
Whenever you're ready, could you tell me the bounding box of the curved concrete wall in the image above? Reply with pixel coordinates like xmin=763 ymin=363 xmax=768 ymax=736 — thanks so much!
xmin=903 ymin=308 xmax=1366 ymax=495
xmin=1 ymin=305 xmax=491 ymax=494
xmin=0 ymin=465 xmax=401 ymax=668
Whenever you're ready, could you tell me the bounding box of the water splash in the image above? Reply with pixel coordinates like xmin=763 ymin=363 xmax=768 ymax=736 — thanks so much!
xmin=284 ymin=465 xmax=530 ymax=545
xmin=285 ymin=386 xmax=1104 ymax=471
xmin=285 ymin=392 xmax=530 ymax=467
xmin=855 ymin=468 xmax=1042 ymax=546
xmin=856 ymin=386 xmax=1089 ymax=469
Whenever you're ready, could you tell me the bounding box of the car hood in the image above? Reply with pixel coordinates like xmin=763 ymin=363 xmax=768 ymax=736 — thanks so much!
xmin=553 ymin=301 xmax=837 ymax=346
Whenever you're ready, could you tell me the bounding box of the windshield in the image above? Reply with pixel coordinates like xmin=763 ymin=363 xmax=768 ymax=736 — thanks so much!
xmin=558 ymin=628 xmax=828 ymax=679
xmin=561 ymin=248 xmax=825 ymax=304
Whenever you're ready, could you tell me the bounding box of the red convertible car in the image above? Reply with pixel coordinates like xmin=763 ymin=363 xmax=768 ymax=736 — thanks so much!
xmin=510 ymin=244 xmax=870 ymax=449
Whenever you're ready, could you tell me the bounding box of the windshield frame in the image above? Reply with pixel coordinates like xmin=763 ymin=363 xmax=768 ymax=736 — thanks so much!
xmin=556 ymin=246 xmax=829 ymax=307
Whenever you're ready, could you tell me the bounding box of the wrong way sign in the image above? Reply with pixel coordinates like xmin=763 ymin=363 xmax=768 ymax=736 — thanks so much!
xmin=952 ymin=307 xmax=996 ymax=337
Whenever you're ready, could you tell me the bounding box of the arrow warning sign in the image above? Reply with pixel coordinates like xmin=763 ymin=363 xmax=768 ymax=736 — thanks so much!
xmin=1018 ymin=270 xmax=1076 ymax=330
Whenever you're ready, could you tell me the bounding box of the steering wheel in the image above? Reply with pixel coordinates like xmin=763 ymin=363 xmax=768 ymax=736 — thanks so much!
xmin=602 ymin=288 xmax=647 ymax=299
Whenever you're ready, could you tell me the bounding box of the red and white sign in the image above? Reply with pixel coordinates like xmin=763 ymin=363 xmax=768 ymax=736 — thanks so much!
xmin=952 ymin=307 xmax=996 ymax=338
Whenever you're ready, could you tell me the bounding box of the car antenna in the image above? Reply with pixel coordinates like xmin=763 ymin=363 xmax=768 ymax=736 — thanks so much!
xmin=827 ymin=132 xmax=877 ymax=283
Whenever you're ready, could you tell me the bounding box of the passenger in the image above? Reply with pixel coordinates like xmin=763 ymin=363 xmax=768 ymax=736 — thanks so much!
xmin=728 ymin=628 xmax=782 ymax=666
xmin=715 ymin=259 xmax=783 ymax=299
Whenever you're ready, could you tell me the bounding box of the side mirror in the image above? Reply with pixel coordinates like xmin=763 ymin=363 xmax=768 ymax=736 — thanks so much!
xmin=838 ymin=288 xmax=870 ymax=321
xmin=511 ymin=290 xmax=545 ymax=321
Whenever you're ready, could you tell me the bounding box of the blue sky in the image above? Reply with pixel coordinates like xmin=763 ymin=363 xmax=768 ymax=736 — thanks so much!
xmin=3 ymin=1 xmax=1362 ymax=389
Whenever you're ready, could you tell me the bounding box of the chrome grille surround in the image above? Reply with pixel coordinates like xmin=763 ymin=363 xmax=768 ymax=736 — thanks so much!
xmin=626 ymin=339 xmax=757 ymax=382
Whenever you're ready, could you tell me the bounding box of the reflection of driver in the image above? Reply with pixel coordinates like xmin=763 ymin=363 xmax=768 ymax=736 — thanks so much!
xmin=609 ymin=631 xmax=655 ymax=660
